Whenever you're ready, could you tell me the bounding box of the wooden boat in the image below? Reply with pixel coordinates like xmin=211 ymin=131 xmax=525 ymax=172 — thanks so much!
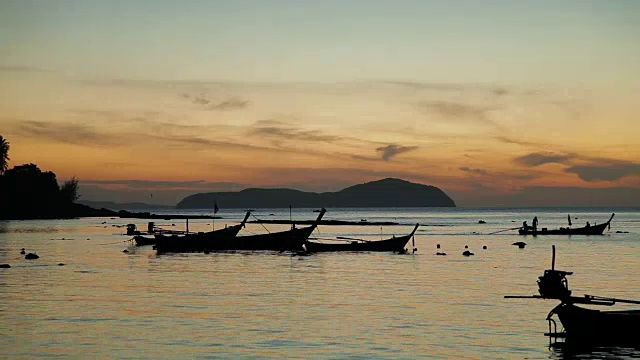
xmin=506 ymin=245 xmax=640 ymax=347
xmin=518 ymin=213 xmax=614 ymax=235
xmin=128 ymin=221 xmax=186 ymax=246
xmin=155 ymin=209 xmax=326 ymax=253
xmin=305 ymin=224 xmax=419 ymax=253
xmin=547 ymin=302 xmax=640 ymax=346
xmin=152 ymin=212 xmax=251 ymax=252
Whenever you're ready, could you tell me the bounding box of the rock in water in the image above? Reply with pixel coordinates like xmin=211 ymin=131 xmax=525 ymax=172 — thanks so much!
xmin=25 ymin=253 xmax=39 ymax=260
xmin=462 ymin=250 xmax=474 ymax=256
xmin=0 ymin=264 xmax=11 ymax=268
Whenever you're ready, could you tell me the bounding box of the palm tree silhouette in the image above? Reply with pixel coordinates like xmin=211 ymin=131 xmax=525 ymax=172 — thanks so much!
xmin=0 ymin=135 xmax=9 ymax=175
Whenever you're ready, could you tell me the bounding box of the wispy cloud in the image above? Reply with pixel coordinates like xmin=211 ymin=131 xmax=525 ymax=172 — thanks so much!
xmin=376 ymin=144 xmax=418 ymax=161
xmin=0 ymin=65 xmax=50 ymax=73
xmin=564 ymin=161 xmax=640 ymax=182
xmin=250 ymin=124 xmax=342 ymax=142
xmin=494 ymin=136 xmax=545 ymax=147
xmin=418 ymin=101 xmax=496 ymax=125
xmin=379 ymin=80 xmax=509 ymax=96
xmin=513 ymin=152 xmax=574 ymax=167
xmin=13 ymin=120 xmax=126 ymax=146
xmin=181 ymin=93 xmax=248 ymax=111
xmin=459 ymin=167 xmax=488 ymax=175
xmin=83 ymin=179 xmax=249 ymax=191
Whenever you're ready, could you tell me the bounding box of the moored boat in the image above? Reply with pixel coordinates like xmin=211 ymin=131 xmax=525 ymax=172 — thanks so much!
xmin=506 ymin=245 xmax=640 ymax=347
xmin=547 ymin=302 xmax=640 ymax=346
xmin=518 ymin=213 xmax=614 ymax=235
xmin=155 ymin=209 xmax=326 ymax=253
xmin=152 ymin=212 xmax=251 ymax=252
xmin=305 ymin=223 xmax=419 ymax=253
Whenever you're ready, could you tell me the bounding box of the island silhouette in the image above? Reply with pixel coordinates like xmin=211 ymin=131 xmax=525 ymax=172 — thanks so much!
xmin=177 ymin=178 xmax=455 ymax=209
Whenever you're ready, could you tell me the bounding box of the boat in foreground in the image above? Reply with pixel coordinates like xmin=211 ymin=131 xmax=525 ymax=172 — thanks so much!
xmin=506 ymin=245 xmax=640 ymax=347
xmin=518 ymin=213 xmax=614 ymax=235
xmin=155 ymin=208 xmax=326 ymax=253
xmin=305 ymin=223 xmax=419 ymax=253
xmin=547 ymin=301 xmax=640 ymax=346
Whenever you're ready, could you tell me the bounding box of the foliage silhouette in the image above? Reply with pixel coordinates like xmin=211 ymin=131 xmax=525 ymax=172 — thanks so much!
xmin=0 ymin=135 xmax=9 ymax=175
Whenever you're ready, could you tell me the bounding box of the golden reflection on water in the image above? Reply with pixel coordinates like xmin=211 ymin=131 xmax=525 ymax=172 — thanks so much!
xmin=0 ymin=210 xmax=639 ymax=359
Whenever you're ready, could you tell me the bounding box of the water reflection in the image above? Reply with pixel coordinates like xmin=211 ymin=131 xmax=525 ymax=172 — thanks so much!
xmin=551 ymin=343 xmax=640 ymax=359
xmin=0 ymin=209 xmax=638 ymax=359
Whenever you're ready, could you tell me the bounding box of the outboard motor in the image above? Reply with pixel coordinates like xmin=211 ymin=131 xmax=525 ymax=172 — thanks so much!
xmin=126 ymin=224 xmax=138 ymax=235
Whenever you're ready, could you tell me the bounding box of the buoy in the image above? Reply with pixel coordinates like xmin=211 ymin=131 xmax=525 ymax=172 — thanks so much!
xmin=436 ymin=244 xmax=441 ymax=249
xmin=483 ymin=245 xmax=487 ymax=250
xmin=464 ymin=245 xmax=468 ymax=249
xmin=25 ymin=253 xmax=39 ymax=260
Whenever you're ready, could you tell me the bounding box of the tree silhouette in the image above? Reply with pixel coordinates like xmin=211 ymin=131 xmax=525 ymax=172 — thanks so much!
xmin=60 ymin=176 xmax=80 ymax=203
xmin=0 ymin=135 xmax=9 ymax=175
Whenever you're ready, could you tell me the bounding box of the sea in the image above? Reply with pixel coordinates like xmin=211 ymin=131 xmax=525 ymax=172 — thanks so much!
xmin=1 ymin=207 xmax=639 ymax=359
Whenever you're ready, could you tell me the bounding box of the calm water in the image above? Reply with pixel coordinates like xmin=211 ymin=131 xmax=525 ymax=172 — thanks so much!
xmin=1 ymin=208 xmax=639 ymax=359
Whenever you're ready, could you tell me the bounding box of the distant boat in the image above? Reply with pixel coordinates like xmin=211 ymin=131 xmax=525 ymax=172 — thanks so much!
xmin=506 ymin=245 xmax=640 ymax=347
xmin=149 ymin=212 xmax=251 ymax=250
xmin=305 ymin=224 xmax=419 ymax=253
xmin=155 ymin=209 xmax=326 ymax=253
xmin=518 ymin=213 xmax=614 ymax=235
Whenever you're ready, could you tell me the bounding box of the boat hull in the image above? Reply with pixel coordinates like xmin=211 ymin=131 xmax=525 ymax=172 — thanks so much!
xmin=153 ymin=224 xmax=244 ymax=253
xmin=305 ymin=224 xmax=418 ymax=252
xmin=155 ymin=224 xmax=315 ymax=253
xmin=518 ymin=222 xmax=609 ymax=235
xmin=133 ymin=235 xmax=157 ymax=246
xmin=552 ymin=303 xmax=640 ymax=346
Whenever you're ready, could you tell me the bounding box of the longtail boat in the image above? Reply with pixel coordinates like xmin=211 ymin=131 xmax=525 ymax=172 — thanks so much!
xmin=506 ymin=245 xmax=640 ymax=347
xmin=305 ymin=223 xmax=419 ymax=253
xmin=151 ymin=212 xmax=251 ymax=251
xmin=155 ymin=208 xmax=325 ymax=253
xmin=518 ymin=213 xmax=614 ymax=235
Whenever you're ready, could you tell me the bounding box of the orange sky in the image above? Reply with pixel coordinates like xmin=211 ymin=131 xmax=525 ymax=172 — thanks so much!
xmin=1 ymin=70 xmax=638 ymax=206
xmin=1 ymin=1 xmax=639 ymax=206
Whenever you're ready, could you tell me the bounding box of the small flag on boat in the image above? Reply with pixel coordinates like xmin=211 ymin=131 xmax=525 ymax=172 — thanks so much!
xmin=568 ymin=214 xmax=572 ymax=226
xmin=214 ymin=201 xmax=219 ymax=214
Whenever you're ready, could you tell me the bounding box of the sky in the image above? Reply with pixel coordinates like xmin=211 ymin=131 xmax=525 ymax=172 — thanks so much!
xmin=1 ymin=0 xmax=639 ymax=206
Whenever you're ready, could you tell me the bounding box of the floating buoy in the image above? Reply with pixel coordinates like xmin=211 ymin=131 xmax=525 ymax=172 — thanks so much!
xmin=436 ymin=244 xmax=441 ymax=249
xmin=464 ymin=245 xmax=468 ymax=249
xmin=25 ymin=253 xmax=39 ymax=260
xmin=483 ymin=245 xmax=487 ymax=250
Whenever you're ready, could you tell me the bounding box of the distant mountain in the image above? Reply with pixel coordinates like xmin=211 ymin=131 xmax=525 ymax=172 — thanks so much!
xmin=176 ymin=178 xmax=455 ymax=208
xmin=78 ymin=200 xmax=173 ymax=211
